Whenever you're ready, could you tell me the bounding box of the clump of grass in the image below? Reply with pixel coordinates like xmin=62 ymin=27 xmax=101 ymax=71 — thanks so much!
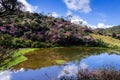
xmin=55 ymin=60 xmax=66 ymax=65
xmin=60 ymin=68 xmax=120 ymax=80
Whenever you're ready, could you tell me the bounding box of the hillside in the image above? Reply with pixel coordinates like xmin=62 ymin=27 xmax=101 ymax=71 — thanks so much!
xmin=94 ymin=26 xmax=120 ymax=40
xmin=91 ymin=34 xmax=120 ymax=49
xmin=0 ymin=11 xmax=120 ymax=48
xmin=0 ymin=11 xmax=100 ymax=48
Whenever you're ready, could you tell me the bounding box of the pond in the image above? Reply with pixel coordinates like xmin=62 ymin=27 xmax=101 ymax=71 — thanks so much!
xmin=0 ymin=48 xmax=120 ymax=80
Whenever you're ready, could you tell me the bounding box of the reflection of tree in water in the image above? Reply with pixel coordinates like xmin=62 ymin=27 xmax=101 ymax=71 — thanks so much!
xmin=55 ymin=47 xmax=109 ymax=61
xmin=13 ymin=48 xmax=109 ymax=70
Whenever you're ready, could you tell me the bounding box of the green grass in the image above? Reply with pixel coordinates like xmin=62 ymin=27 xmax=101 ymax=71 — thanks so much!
xmin=14 ymin=48 xmax=38 ymax=57
xmin=91 ymin=34 xmax=120 ymax=49
xmin=55 ymin=59 xmax=66 ymax=64
xmin=0 ymin=48 xmax=38 ymax=70
xmin=9 ymin=48 xmax=38 ymax=67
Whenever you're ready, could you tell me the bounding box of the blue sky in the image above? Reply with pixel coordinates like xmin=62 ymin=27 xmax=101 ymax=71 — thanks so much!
xmin=18 ymin=0 xmax=120 ymax=28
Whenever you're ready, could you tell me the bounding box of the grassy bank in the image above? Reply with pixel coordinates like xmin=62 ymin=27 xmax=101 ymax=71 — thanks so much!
xmin=0 ymin=48 xmax=38 ymax=70
xmin=91 ymin=34 xmax=120 ymax=49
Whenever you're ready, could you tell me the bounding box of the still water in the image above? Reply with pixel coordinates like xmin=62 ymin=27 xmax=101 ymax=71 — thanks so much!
xmin=0 ymin=48 xmax=120 ymax=80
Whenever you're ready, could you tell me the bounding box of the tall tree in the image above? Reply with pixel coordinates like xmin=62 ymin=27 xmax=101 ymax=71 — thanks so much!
xmin=0 ymin=0 xmax=24 ymax=16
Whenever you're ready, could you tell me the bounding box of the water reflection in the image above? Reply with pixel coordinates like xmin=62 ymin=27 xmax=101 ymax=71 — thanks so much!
xmin=1 ymin=53 xmax=120 ymax=80
xmin=0 ymin=66 xmax=62 ymax=80
xmin=13 ymin=47 xmax=108 ymax=70
xmin=80 ymin=53 xmax=120 ymax=70
xmin=0 ymin=70 xmax=11 ymax=80
xmin=58 ymin=63 xmax=88 ymax=78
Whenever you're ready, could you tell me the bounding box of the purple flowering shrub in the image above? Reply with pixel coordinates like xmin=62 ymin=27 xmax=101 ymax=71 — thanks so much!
xmin=0 ymin=12 xmax=101 ymax=48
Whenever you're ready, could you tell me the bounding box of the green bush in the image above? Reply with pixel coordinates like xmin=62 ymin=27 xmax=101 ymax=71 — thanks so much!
xmin=12 ymin=38 xmax=25 ymax=48
xmin=95 ymin=39 xmax=108 ymax=48
xmin=24 ymin=40 xmax=32 ymax=47
xmin=31 ymin=41 xmax=53 ymax=48
xmin=0 ymin=34 xmax=13 ymax=48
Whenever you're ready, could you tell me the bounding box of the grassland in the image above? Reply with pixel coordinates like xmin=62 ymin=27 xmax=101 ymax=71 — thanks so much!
xmin=91 ymin=34 xmax=120 ymax=49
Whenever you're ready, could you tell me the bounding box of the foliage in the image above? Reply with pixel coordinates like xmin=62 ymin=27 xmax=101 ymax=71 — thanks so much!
xmin=0 ymin=12 xmax=100 ymax=48
xmin=0 ymin=34 xmax=13 ymax=48
xmin=0 ymin=6 xmax=119 ymax=48
xmin=0 ymin=0 xmax=24 ymax=16
xmin=12 ymin=38 xmax=25 ymax=48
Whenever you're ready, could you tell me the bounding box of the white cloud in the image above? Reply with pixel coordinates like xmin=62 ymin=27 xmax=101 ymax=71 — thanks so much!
xmin=18 ymin=0 xmax=38 ymax=12
xmin=89 ymin=23 xmax=112 ymax=29
xmin=58 ymin=64 xmax=78 ymax=78
xmin=63 ymin=0 xmax=91 ymax=13
xmin=71 ymin=16 xmax=88 ymax=25
xmin=0 ymin=71 xmax=11 ymax=80
xmin=66 ymin=11 xmax=112 ymax=28
xmin=51 ymin=12 xmax=59 ymax=18
xmin=66 ymin=11 xmax=88 ymax=25
xmin=80 ymin=63 xmax=88 ymax=69
xmin=96 ymin=23 xmax=112 ymax=28
xmin=58 ymin=63 xmax=88 ymax=78
xmin=66 ymin=11 xmax=113 ymax=28
xmin=71 ymin=18 xmax=112 ymax=29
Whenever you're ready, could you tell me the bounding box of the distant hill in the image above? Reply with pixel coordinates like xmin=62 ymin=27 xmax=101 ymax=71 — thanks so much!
xmin=91 ymin=34 xmax=120 ymax=49
xmin=94 ymin=26 xmax=120 ymax=40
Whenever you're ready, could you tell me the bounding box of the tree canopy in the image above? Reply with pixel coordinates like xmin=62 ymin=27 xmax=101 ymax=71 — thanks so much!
xmin=0 ymin=0 xmax=24 ymax=16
